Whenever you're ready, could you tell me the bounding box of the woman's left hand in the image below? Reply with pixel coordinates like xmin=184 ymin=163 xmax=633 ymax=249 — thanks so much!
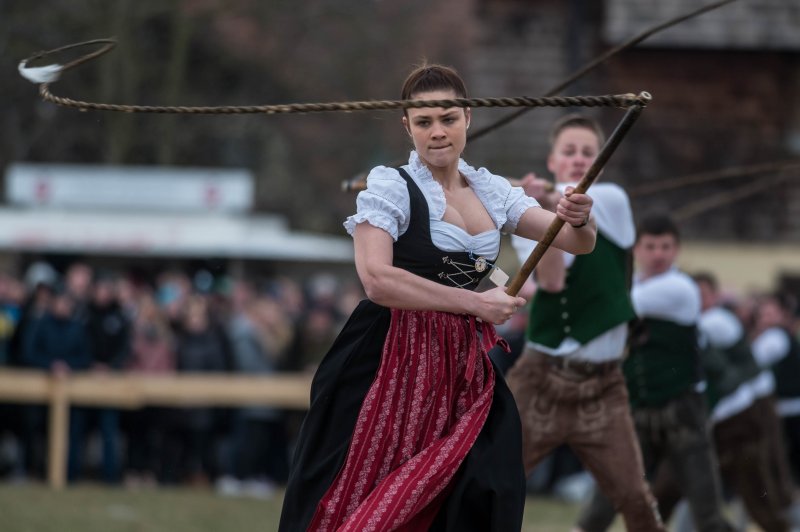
xmin=556 ymin=186 xmax=593 ymax=227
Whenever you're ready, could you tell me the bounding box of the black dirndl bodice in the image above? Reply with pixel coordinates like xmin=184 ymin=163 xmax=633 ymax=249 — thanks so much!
xmin=392 ymin=168 xmax=496 ymax=290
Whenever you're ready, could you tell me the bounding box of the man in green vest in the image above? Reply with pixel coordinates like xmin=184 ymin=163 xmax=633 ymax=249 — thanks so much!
xmin=752 ymin=292 xmax=800 ymax=492
xmin=507 ymin=114 xmax=664 ymax=531
xmin=574 ymin=214 xmax=734 ymax=532
xmin=650 ymin=271 xmax=793 ymax=531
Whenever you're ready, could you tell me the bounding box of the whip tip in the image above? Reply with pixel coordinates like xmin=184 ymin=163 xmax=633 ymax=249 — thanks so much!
xmin=18 ymin=61 xmax=63 ymax=84
xmin=342 ymin=173 xmax=367 ymax=193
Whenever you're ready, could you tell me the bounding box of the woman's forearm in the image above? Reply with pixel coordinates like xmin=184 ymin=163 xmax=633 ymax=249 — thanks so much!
xmin=561 ymin=216 xmax=597 ymax=254
xmin=358 ymin=262 xmax=478 ymax=314
xmin=515 ymin=208 xmax=597 ymax=256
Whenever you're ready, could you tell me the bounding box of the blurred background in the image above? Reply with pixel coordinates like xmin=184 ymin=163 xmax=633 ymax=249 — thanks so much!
xmin=0 ymin=0 xmax=798 ymax=291
xmin=0 ymin=0 xmax=799 ymax=529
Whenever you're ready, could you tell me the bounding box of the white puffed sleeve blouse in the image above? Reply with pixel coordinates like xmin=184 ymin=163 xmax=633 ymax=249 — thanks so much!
xmin=344 ymin=151 xmax=538 ymax=261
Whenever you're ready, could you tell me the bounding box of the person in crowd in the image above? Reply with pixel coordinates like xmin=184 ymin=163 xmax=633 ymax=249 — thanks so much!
xmin=63 ymin=262 xmax=93 ymax=323
xmin=156 ymin=270 xmax=192 ymax=330
xmin=114 ymin=273 xmax=142 ymax=322
xmin=0 ymin=271 xmax=25 ymax=365
xmin=279 ymin=63 xmax=596 ymax=531
xmin=217 ymin=280 xmax=294 ymax=498
xmin=84 ymin=273 xmax=131 ymax=483
xmin=506 ymin=114 xmax=663 ymax=530
xmin=171 ymin=294 xmax=233 ymax=486
xmin=123 ymin=292 xmax=177 ymax=487
xmin=8 ymin=262 xmax=59 ymax=369
xmin=574 ymin=215 xmax=733 ymax=532
xmin=333 ymin=279 xmax=367 ymax=325
xmin=0 ymin=271 xmax=26 ymax=479
xmin=292 ymin=304 xmax=341 ymax=372
xmin=21 ymin=286 xmax=92 ymax=482
xmin=5 ymin=262 xmax=60 ymax=479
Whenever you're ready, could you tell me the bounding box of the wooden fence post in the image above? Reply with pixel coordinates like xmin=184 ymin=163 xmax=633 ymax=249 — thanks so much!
xmin=47 ymin=372 xmax=69 ymax=490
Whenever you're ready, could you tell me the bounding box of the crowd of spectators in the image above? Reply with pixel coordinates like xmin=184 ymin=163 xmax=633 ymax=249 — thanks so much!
xmin=0 ymin=260 xmax=364 ymax=498
xmin=1 ymin=258 xmax=798 ymax=508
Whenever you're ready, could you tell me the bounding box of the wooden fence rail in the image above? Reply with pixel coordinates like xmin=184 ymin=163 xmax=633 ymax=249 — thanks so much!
xmin=0 ymin=369 xmax=313 ymax=490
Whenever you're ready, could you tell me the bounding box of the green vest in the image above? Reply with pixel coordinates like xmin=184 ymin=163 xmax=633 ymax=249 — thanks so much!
xmin=702 ymin=338 xmax=759 ymax=410
xmin=526 ymin=233 xmax=636 ymax=348
xmin=624 ymin=318 xmax=703 ymax=408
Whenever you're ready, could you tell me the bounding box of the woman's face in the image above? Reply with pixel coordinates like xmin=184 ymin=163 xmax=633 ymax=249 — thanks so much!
xmin=403 ymin=89 xmax=470 ymax=170
xmin=547 ymin=126 xmax=600 ymax=183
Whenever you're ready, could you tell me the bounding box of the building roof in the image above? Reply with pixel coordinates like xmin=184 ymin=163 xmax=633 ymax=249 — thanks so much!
xmin=2 ymin=162 xmax=354 ymax=262
xmin=604 ymin=0 xmax=800 ymax=50
xmin=0 ymin=207 xmax=354 ymax=262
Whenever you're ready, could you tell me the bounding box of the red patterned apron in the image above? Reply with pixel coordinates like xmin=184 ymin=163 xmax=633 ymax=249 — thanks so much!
xmin=309 ymin=308 xmax=507 ymax=531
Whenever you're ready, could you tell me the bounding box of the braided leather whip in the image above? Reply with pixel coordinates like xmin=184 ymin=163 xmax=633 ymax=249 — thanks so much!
xmin=21 ymin=38 xmax=648 ymax=115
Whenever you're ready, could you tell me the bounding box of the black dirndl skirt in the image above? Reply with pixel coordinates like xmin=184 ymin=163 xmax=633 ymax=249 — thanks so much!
xmin=278 ymin=299 xmax=526 ymax=531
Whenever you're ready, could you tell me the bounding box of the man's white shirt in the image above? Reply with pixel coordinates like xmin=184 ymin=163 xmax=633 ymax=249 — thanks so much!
xmin=510 ymin=183 xmax=635 ymax=362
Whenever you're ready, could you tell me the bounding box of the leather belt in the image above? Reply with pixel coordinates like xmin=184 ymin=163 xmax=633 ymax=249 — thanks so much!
xmin=533 ymin=351 xmax=620 ymax=379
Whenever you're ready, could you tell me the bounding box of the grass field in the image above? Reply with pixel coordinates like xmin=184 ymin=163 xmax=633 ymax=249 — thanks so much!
xmin=0 ymin=483 xmax=627 ymax=531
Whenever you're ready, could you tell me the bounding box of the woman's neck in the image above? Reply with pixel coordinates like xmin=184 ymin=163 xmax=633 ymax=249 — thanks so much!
xmin=426 ymin=161 xmax=463 ymax=191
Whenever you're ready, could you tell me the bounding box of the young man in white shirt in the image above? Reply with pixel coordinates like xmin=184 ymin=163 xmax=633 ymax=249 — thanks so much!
xmin=752 ymin=293 xmax=800 ymax=491
xmin=507 ymin=115 xmax=663 ymax=531
xmin=574 ymin=214 xmax=734 ymax=532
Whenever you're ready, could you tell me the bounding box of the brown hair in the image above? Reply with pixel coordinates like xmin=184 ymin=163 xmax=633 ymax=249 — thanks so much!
xmin=636 ymin=213 xmax=681 ymax=243
xmin=549 ymin=113 xmax=605 ymax=147
xmin=400 ymin=64 xmax=467 ymax=112
xmin=692 ymin=271 xmax=719 ymax=292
